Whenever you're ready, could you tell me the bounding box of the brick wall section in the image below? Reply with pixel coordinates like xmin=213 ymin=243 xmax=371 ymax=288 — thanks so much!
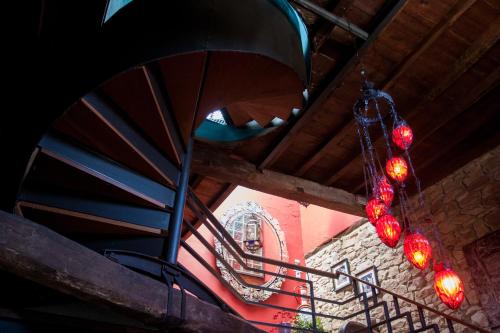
xmin=305 ymin=145 xmax=500 ymax=332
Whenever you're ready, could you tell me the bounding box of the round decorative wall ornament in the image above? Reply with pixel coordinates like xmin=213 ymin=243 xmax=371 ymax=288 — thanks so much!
xmin=215 ymin=201 xmax=289 ymax=302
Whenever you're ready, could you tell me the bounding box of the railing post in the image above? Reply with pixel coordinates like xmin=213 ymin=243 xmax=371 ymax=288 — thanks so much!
xmin=417 ymin=306 xmax=426 ymax=329
xmin=362 ymin=291 xmax=372 ymax=333
xmin=309 ymin=278 xmax=317 ymax=332
xmin=446 ymin=318 xmax=455 ymax=333
xmin=164 ymin=139 xmax=193 ymax=263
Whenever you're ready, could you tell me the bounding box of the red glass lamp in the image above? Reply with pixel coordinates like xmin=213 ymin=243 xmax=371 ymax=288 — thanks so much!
xmin=375 ymin=176 xmax=394 ymax=206
xmin=375 ymin=215 xmax=401 ymax=248
xmin=386 ymin=157 xmax=408 ymax=183
xmin=392 ymin=121 xmax=413 ymax=150
xmin=365 ymin=198 xmax=388 ymax=225
xmin=434 ymin=265 xmax=465 ymax=310
xmin=404 ymin=232 xmax=432 ymax=270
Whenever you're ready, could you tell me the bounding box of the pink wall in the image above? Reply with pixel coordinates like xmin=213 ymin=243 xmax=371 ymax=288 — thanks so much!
xmin=300 ymin=204 xmax=360 ymax=255
xmin=179 ymin=187 xmax=306 ymax=331
xmin=179 ymin=186 xmax=359 ymax=331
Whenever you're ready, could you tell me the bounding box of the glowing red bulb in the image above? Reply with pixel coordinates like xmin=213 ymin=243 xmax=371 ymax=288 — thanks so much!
xmin=392 ymin=122 xmax=413 ymax=150
xmin=404 ymin=232 xmax=432 ymax=270
xmin=375 ymin=176 xmax=394 ymax=206
xmin=365 ymin=198 xmax=388 ymax=225
xmin=434 ymin=267 xmax=465 ymax=310
xmin=386 ymin=157 xmax=408 ymax=183
xmin=375 ymin=215 xmax=401 ymax=248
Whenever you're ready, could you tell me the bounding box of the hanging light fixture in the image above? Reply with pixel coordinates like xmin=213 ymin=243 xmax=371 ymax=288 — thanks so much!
xmin=352 ymin=70 xmax=465 ymax=309
xmin=365 ymin=198 xmax=388 ymax=225
xmin=392 ymin=120 xmax=413 ymax=150
xmin=375 ymin=215 xmax=401 ymax=248
xmin=404 ymin=232 xmax=432 ymax=270
xmin=375 ymin=176 xmax=394 ymax=206
xmin=386 ymin=156 xmax=408 ymax=183
xmin=433 ymin=265 xmax=465 ymax=310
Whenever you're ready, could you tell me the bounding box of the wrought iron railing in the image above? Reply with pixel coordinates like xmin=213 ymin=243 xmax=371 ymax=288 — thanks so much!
xmin=182 ymin=188 xmax=490 ymax=333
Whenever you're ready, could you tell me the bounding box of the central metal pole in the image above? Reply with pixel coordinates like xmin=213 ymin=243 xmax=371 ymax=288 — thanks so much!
xmin=164 ymin=139 xmax=193 ymax=264
xmin=291 ymin=0 xmax=369 ymax=40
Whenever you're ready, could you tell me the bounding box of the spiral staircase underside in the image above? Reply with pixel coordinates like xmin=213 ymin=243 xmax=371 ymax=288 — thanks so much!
xmin=0 ymin=1 xmax=311 ymax=331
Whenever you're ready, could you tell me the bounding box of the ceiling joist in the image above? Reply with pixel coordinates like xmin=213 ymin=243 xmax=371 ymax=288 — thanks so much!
xmin=192 ymin=144 xmax=365 ymax=216
xmin=327 ymin=17 xmax=500 ymax=188
xmin=257 ymin=0 xmax=408 ymax=170
xmin=294 ymin=0 xmax=479 ymax=178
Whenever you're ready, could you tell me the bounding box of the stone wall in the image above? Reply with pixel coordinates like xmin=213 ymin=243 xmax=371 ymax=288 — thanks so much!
xmin=305 ymin=145 xmax=500 ymax=333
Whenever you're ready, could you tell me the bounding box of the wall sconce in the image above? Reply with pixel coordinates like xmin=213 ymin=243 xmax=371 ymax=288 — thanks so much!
xmin=244 ymin=214 xmax=263 ymax=252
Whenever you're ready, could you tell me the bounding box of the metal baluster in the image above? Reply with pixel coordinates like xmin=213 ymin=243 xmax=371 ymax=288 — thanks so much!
xmin=405 ymin=312 xmax=416 ymax=333
xmin=446 ymin=318 xmax=455 ymax=333
xmin=418 ymin=306 xmax=426 ymax=329
xmin=310 ymin=280 xmax=318 ymax=332
xmin=381 ymin=301 xmax=393 ymax=333
xmin=362 ymin=292 xmax=372 ymax=333
xmin=393 ymin=295 xmax=401 ymax=316
xmin=371 ymin=286 xmax=378 ymax=305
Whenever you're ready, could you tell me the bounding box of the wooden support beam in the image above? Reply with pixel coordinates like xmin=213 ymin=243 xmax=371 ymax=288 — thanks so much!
xmin=294 ymin=0 xmax=478 ymax=178
xmin=325 ymin=16 xmax=500 ymax=187
xmin=0 ymin=210 xmax=263 ymax=333
xmin=292 ymin=0 xmax=369 ymax=40
xmin=257 ymin=0 xmax=408 ymax=170
xmin=206 ymin=183 xmax=237 ymax=213
xmin=192 ymin=144 xmax=364 ymax=216
xmin=189 ymin=174 xmax=205 ymax=189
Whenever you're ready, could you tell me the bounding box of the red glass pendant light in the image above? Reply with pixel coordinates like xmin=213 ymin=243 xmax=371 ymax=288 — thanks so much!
xmin=353 ymin=78 xmax=466 ymax=310
xmin=375 ymin=215 xmax=401 ymax=248
xmin=365 ymin=198 xmax=388 ymax=225
xmin=404 ymin=232 xmax=432 ymax=270
xmin=392 ymin=121 xmax=413 ymax=150
xmin=434 ymin=266 xmax=465 ymax=310
xmin=386 ymin=157 xmax=408 ymax=183
xmin=375 ymin=176 xmax=394 ymax=206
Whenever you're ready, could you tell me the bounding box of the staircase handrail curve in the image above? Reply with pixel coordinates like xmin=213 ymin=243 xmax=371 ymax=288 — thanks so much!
xmin=180 ymin=238 xmax=396 ymax=325
xmin=183 ymin=215 xmax=367 ymax=310
xmin=187 ymin=188 xmax=490 ymax=333
xmin=187 ymin=199 xmax=360 ymax=305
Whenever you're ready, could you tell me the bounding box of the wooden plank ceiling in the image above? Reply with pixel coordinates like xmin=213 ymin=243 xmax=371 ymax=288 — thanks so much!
xmin=188 ymin=0 xmax=500 ymax=220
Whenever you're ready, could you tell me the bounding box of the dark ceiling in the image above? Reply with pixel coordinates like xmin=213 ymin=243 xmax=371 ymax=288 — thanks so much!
xmin=189 ymin=0 xmax=500 ymax=222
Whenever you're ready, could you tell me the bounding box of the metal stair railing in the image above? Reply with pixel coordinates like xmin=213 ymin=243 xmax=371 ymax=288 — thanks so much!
xmin=182 ymin=188 xmax=490 ymax=333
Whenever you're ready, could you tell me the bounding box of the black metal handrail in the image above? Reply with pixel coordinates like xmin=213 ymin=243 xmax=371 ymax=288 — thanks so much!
xmin=184 ymin=188 xmax=490 ymax=333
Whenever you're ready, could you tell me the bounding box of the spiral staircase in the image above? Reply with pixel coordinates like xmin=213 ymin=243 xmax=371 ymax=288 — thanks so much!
xmin=0 ymin=1 xmax=491 ymax=333
xmin=5 ymin=0 xmax=308 ymax=256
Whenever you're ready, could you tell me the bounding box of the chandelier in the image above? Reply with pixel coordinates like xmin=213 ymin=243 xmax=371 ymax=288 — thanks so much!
xmin=353 ymin=77 xmax=464 ymax=309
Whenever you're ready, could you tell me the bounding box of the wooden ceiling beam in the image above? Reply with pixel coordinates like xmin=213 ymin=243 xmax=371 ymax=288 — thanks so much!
xmin=332 ymin=22 xmax=500 ymax=190
xmin=189 ymin=174 xmax=205 ymax=190
xmin=292 ymin=0 xmax=369 ymax=40
xmin=0 ymin=210 xmax=262 ymax=333
xmin=192 ymin=144 xmax=365 ymax=216
xmin=294 ymin=0 xmax=479 ymax=178
xmin=351 ymin=76 xmax=500 ymax=193
xmin=206 ymin=183 xmax=237 ymax=212
xmin=410 ymin=86 xmax=499 ymax=172
xmin=308 ymin=0 xmax=342 ymax=47
xmin=256 ymin=0 xmax=408 ymax=170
